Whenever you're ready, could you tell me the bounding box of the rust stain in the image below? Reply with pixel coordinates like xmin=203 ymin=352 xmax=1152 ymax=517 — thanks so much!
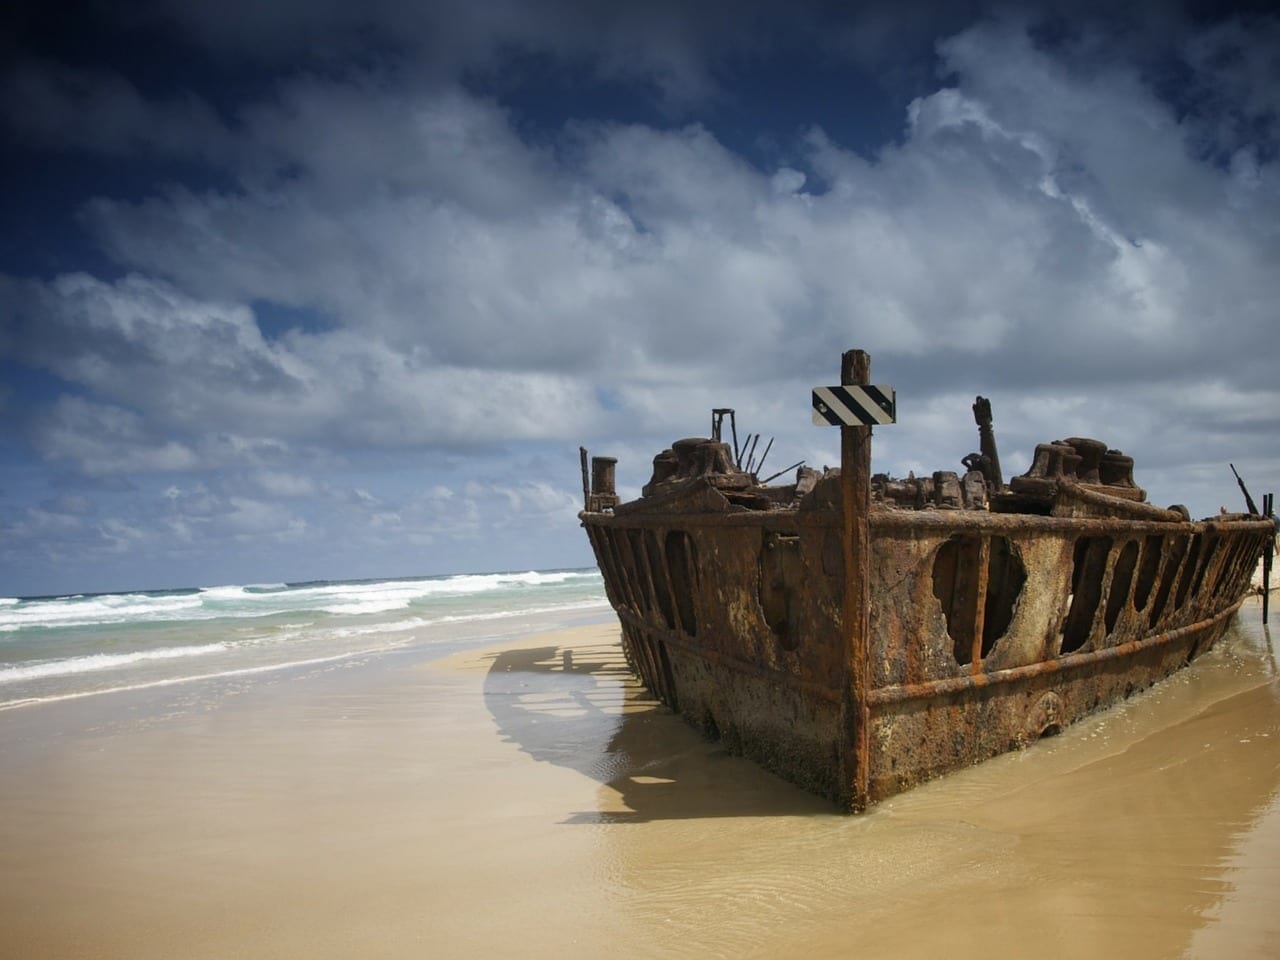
xmin=579 ymin=355 xmax=1274 ymax=811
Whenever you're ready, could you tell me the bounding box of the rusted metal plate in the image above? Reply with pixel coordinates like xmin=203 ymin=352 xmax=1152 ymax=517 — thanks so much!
xmin=579 ymin=358 xmax=1273 ymax=811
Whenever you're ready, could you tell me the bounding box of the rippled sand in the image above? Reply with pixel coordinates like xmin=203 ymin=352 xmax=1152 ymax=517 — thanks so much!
xmin=1 ymin=598 xmax=1277 ymax=958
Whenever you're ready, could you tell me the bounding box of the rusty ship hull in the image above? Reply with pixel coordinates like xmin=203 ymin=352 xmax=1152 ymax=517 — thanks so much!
xmin=579 ymin=354 xmax=1273 ymax=812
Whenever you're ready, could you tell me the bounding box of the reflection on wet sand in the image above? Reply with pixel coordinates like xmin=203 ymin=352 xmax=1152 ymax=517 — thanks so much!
xmin=485 ymin=601 xmax=1280 ymax=959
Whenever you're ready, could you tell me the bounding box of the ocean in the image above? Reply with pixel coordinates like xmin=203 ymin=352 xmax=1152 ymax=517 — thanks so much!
xmin=0 ymin=568 xmax=610 ymax=710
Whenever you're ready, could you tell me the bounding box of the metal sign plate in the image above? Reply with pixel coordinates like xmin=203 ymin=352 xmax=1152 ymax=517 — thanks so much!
xmin=812 ymin=385 xmax=896 ymax=426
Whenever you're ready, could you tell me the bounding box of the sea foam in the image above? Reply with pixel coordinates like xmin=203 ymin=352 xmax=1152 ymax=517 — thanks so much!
xmin=0 ymin=568 xmax=610 ymax=708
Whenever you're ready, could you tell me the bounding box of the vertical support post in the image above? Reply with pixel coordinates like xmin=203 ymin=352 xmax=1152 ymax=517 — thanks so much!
xmin=579 ymin=447 xmax=591 ymax=511
xmin=970 ymin=536 xmax=991 ymax=673
xmin=1264 ymin=492 xmax=1273 ymax=626
xmin=840 ymin=349 xmax=873 ymax=811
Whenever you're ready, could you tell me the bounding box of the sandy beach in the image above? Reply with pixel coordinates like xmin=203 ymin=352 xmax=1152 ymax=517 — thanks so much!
xmin=2 ymin=598 xmax=1278 ymax=959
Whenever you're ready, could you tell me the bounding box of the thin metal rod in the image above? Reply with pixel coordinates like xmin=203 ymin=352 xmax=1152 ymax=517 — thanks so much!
xmin=869 ymin=599 xmax=1245 ymax=705
xmin=759 ymin=460 xmax=804 ymax=485
xmin=1264 ymin=491 xmax=1273 ymax=625
xmin=1232 ymin=463 xmax=1260 ymax=515
xmin=755 ymin=437 xmax=774 ymax=476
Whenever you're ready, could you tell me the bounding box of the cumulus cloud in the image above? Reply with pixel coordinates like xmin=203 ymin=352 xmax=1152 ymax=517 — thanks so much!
xmin=76 ymin=20 xmax=1276 ymax=400
xmin=34 ymin=396 xmax=200 ymax=475
xmin=0 ymin=270 xmax=605 ymax=478
xmin=6 ymin=15 xmax=1251 ymax=395
xmin=2 ymin=3 xmax=1278 ymax=593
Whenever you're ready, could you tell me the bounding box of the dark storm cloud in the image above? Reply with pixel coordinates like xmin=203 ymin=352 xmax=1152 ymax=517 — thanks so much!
xmin=2 ymin=58 xmax=233 ymax=161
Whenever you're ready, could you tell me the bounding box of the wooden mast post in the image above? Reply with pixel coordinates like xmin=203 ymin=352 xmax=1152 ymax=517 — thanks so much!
xmin=840 ymin=349 xmax=873 ymax=811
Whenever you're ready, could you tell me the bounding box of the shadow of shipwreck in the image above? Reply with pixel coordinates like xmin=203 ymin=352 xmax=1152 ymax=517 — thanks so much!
xmin=482 ymin=639 xmax=831 ymax=823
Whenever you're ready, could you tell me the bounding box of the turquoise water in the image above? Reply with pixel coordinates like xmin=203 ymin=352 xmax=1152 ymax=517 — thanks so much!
xmin=0 ymin=569 xmax=609 ymax=708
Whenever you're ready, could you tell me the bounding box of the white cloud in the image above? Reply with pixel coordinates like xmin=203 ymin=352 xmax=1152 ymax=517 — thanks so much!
xmin=250 ymin=471 xmax=317 ymax=498
xmin=3 ymin=7 xmax=1278 ymax=594
xmin=44 ymin=19 xmax=1266 ymax=421
xmin=8 ymin=17 xmax=1276 ymax=489
xmin=35 ymin=396 xmax=200 ymax=476
xmin=2 ymin=271 xmax=605 ymax=477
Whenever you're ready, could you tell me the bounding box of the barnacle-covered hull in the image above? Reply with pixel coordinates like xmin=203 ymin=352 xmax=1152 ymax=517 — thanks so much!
xmin=579 ymin=361 xmax=1273 ymax=811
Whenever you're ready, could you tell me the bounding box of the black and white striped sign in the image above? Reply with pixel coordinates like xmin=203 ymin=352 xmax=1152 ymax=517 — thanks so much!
xmin=812 ymin=385 xmax=896 ymax=426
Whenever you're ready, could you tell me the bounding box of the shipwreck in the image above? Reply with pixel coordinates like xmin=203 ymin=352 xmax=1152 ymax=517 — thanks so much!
xmin=579 ymin=350 xmax=1275 ymax=811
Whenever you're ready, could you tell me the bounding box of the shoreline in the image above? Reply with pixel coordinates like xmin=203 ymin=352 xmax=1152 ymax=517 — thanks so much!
xmin=0 ymin=601 xmax=615 ymax=712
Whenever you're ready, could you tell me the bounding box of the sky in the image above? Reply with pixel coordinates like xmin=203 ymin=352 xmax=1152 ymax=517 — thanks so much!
xmin=1 ymin=0 xmax=1278 ymax=597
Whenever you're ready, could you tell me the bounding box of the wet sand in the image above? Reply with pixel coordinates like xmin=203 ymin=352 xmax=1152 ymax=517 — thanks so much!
xmin=1 ymin=598 xmax=1277 ymax=959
